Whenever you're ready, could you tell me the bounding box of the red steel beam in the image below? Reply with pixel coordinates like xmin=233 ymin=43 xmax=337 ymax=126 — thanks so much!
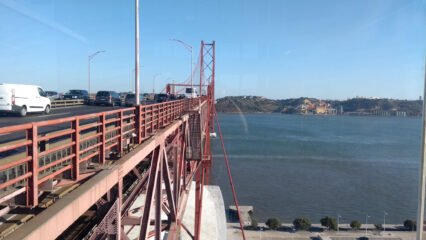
xmin=155 ymin=148 xmax=163 ymax=240
xmin=0 ymin=123 xmax=32 ymax=134
xmin=0 ymin=140 xmax=32 ymax=153
xmin=0 ymin=156 xmax=32 ymax=172
xmin=27 ymin=125 xmax=38 ymax=206
xmin=72 ymin=118 xmax=80 ymax=181
xmin=162 ymin=148 xmax=177 ymax=221
xmin=0 ymin=172 xmax=32 ymax=190
xmin=100 ymin=112 xmax=106 ymax=164
xmin=38 ymin=142 xmax=75 ymax=157
xmin=138 ymin=146 xmax=161 ymax=240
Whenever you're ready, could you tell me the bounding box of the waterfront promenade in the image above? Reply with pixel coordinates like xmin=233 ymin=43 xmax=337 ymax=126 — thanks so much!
xmin=227 ymin=223 xmax=417 ymax=240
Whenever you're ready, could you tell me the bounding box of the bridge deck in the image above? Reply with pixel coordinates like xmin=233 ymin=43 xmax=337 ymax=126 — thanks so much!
xmin=4 ymin=118 xmax=185 ymax=239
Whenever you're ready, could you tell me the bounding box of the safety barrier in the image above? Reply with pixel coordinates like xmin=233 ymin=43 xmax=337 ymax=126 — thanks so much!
xmin=51 ymin=99 xmax=85 ymax=108
xmin=0 ymin=97 xmax=203 ymax=207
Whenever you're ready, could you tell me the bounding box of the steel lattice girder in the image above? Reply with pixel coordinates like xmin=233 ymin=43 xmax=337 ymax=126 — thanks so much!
xmin=4 ymin=115 xmax=191 ymax=240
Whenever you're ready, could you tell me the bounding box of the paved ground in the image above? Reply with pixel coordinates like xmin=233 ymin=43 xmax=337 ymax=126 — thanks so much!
xmin=227 ymin=223 xmax=417 ymax=240
xmin=0 ymin=105 xmax=123 ymax=128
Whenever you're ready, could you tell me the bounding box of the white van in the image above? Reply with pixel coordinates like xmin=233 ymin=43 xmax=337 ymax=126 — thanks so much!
xmin=0 ymin=83 xmax=51 ymax=117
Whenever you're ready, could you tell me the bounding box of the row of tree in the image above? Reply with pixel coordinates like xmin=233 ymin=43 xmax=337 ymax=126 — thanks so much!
xmin=258 ymin=217 xmax=417 ymax=231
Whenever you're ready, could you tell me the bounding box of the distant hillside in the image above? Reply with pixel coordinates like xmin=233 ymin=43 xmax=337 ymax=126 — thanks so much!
xmin=215 ymin=96 xmax=422 ymax=116
xmin=215 ymin=96 xmax=280 ymax=113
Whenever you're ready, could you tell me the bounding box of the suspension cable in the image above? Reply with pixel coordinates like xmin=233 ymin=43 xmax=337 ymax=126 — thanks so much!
xmin=213 ymin=106 xmax=247 ymax=240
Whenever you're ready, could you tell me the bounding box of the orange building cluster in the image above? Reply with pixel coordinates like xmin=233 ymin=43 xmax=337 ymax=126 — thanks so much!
xmin=297 ymin=99 xmax=337 ymax=115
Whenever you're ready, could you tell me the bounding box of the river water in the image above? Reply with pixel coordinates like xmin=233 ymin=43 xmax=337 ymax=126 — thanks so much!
xmin=211 ymin=113 xmax=422 ymax=224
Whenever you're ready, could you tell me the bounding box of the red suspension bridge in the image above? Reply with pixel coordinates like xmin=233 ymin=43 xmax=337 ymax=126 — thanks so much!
xmin=0 ymin=41 xmax=246 ymax=240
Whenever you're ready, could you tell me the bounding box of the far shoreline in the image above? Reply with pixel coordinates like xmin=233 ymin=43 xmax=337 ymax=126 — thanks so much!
xmin=216 ymin=111 xmax=422 ymax=118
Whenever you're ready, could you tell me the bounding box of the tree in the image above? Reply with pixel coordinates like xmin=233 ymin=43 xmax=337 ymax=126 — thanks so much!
xmin=350 ymin=220 xmax=361 ymax=230
xmin=403 ymin=219 xmax=416 ymax=231
xmin=293 ymin=218 xmax=311 ymax=231
xmin=266 ymin=218 xmax=281 ymax=230
xmin=320 ymin=216 xmax=337 ymax=230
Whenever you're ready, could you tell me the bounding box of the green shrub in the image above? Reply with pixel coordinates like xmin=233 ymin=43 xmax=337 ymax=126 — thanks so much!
xmin=403 ymin=219 xmax=416 ymax=231
xmin=320 ymin=216 xmax=337 ymax=230
xmin=350 ymin=220 xmax=361 ymax=230
xmin=266 ymin=218 xmax=281 ymax=230
xmin=293 ymin=218 xmax=311 ymax=230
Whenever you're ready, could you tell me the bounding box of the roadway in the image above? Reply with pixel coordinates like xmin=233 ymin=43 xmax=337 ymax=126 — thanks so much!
xmin=227 ymin=223 xmax=416 ymax=240
xmin=0 ymin=105 xmax=125 ymax=128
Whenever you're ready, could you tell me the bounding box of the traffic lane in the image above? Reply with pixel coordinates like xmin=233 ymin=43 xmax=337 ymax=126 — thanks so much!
xmin=0 ymin=105 xmax=125 ymax=128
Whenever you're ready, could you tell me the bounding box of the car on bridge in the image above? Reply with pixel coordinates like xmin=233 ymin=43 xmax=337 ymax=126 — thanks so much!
xmin=45 ymin=91 xmax=60 ymax=100
xmin=0 ymin=83 xmax=51 ymax=116
xmin=154 ymin=93 xmax=169 ymax=103
xmin=95 ymin=91 xmax=122 ymax=106
xmin=142 ymin=93 xmax=154 ymax=101
xmin=124 ymin=93 xmax=155 ymax=106
xmin=124 ymin=93 xmax=143 ymax=106
xmin=63 ymin=89 xmax=89 ymax=103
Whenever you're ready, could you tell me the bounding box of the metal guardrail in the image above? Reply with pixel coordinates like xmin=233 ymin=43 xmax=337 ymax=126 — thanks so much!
xmin=0 ymin=98 xmax=203 ymax=207
xmin=51 ymin=99 xmax=85 ymax=108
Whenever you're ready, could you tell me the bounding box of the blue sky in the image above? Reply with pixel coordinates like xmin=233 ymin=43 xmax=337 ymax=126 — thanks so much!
xmin=0 ymin=0 xmax=424 ymax=100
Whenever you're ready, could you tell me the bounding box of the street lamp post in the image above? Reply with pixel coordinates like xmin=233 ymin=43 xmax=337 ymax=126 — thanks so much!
xmin=88 ymin=50 xmax=105 ymax=97
xmin=337 ymin=215 xmax=342 ymax=234
xmin=170 ymin=39 xmax=193 ymax=91
xmin=384 ymin=211 xmax=388 ymax=233
xmin=135 ymin=0 xmax=140 ymax=105
xmin=132 ymin=66 xmax=143 ymax=92
xmin=365 ymin=215 xmax=370 ymax=235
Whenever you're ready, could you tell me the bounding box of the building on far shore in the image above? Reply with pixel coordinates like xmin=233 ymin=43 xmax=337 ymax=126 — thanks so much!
xmin=228 ymin=205 xmax=253 ymax=226
xmin=371 ymin=110 xmax=407 ymax=117
xmin=337 ymin=105 xmax=344 ymax=115
xmin=327 ymin=108 xmax=337 ymax=115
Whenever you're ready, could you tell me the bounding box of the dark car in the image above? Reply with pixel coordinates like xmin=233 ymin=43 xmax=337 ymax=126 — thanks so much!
xmin=169 ymin=94 xmax=178 ymax=101
xmin=63 ymin=89 xmax=89 ymax=103
xmin=119 ymin=92 xmax=132 ymax=101
xmin=154 ymin=93 xmax=169 ymax=103
xmin=45 ymin=91 xmax=60 ymax=100
xmin=142 ymin=93 xmax=149 ymax=99
xmin=95 ymin=91 xmax=121 ymax=106
xmin=124 ymin=93 xmax=144 ymax=106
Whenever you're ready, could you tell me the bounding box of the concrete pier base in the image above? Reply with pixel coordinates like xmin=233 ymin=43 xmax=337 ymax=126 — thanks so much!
xmin=181 ymin=183 xmax=227 ymax=240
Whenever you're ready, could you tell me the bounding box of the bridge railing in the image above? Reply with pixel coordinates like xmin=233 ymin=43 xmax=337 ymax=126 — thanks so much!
xmin=0 ymin=98 xmax=203 ymax=206
xmin=51 ymin=99 xmax=86 ymax=108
